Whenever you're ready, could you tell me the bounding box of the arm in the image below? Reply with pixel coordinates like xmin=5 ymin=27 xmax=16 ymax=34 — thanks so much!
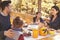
xmin=49 ymin=18 xmax=60 ymax=30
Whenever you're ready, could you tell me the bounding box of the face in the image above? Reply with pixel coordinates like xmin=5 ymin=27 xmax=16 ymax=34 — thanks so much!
xmin=5 ymin=4 xmax=11 ymax=14
xmin=50 ymin=8 xmax=58 ymax=15
xmin=36 ymin=13 xmax=41 ymax=18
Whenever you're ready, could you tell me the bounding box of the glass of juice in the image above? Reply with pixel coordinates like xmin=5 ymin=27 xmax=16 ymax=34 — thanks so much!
xmin=32 ymin=29 xmax=39 ymax=38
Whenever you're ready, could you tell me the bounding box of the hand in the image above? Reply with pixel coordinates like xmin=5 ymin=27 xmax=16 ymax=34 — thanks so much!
xmin=38 ymin=22 xmax=44 ymax=28
xmin=45 ymin=18 xmax=50 ymax=23
xmin=4 ymin=29 xmax=15 ymax=38
xmin=44 ymin=21 xmax=48 ymax=26
xmin=56 ymin=29 xmax=60 ymax=33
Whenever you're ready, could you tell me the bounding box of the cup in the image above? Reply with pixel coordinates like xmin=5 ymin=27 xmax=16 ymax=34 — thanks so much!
xmin=32 ymin=29 xmax=39 ymax=38
xmin=49 ymin=30 xmax=55 ymax=35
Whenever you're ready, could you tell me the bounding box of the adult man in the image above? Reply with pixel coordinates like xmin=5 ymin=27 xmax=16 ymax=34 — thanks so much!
xmin=0 ymin=1 xmax=14 ymax=40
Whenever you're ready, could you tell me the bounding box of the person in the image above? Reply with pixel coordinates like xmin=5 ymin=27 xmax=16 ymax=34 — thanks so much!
xmin=47 ymin=6 xmax=60 ymax=30
xmin=5 ymin=17 xmax=24 ymax=40
xmin=33 ymin=12 xmax=44 ymax=24
xmin=0 ymin=1 xmax=15 ymax=40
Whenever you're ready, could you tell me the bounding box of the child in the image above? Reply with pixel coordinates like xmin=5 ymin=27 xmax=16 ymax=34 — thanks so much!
xmin=5 ymin=17 xmax=24 ymax=40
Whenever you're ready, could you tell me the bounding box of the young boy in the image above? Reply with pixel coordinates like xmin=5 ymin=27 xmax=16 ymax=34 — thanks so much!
xmin=5 ymin=17 xmax=24 ymax=40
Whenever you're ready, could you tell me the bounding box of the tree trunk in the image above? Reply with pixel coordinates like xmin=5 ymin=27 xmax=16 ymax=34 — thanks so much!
xmin=38 ymin=0 xmax=41 ymax=13
xmin=19 ymin=0 xmax=22 ymax=12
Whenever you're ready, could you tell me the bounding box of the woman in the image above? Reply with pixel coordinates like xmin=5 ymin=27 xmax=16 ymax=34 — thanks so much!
xmin=33 ymin=12 xmax=44 ymax=24
xmin=48 ymin=6 xmax=60 ymax=30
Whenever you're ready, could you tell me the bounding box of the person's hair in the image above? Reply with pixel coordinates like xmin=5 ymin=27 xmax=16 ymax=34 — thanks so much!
xmin=36 ymin=12 xmax=41 ymax=15
xmin=0 ymin=1 xmax=11 ymax=11
xmin=35 ymin=12 xmax=41 ymax=18
xmin=52 ymin=6 xmax=60 ymax=17
xmin=13 ymin=17 xmax=23 ymax=28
